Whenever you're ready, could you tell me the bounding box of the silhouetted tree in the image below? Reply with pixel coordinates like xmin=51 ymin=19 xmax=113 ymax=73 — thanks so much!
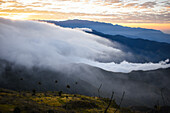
xmin=98 ymin=84 xmax=102 ymax=98
xmin=66 ymin=85 xmax=70 ymax=89
xmin=104 ymin=91 xmax=114 ymax=113
xmin=38 ymin=82 xmax=41 ymax=85
xmin=32 ymin=89 xmax=36 ymax=96
xmin=58 ymin=91 xmax=62 ymax=96
xmin=55 ymin=80 xmax=58 ymax=83
xmin=114 ymin=91 xmax=125 ymax=113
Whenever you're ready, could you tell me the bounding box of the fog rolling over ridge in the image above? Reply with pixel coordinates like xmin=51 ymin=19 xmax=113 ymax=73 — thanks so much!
xmin=0 ymin=18 xmax=170 ymax=73
xmin=0 ymin=18 xmax=170 ymax=106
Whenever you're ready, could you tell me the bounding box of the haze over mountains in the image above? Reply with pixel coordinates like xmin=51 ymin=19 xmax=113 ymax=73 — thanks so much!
xmin=45 ymin=19 xmax=170 ymax=44
xmin=1 ymin=18 xmax=170 ymax=73
xmin=0 ymin=18 xmax=170 ymax=107
xmin=85 ymin=30 xmax=170 ymax=63
xmin=44 ymin=19 xmax=170 ymax=63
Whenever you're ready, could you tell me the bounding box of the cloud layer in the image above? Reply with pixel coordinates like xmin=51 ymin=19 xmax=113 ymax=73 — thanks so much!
xmin=0 ymin=0 xmax=169 ymax=24
xmin=0 ymin=18 xmax=170 ymax=73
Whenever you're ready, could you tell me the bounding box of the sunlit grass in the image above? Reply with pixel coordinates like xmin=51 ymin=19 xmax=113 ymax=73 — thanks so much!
xmin=0 ymin=88 xmax=124 ymax=113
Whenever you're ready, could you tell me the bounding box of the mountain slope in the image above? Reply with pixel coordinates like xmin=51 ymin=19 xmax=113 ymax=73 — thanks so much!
xmin=44 ymin=19 xmax=170 ymax=43
xmin=0 ymin=59 xmax=170 ymax=107
xmin=85 ymin=30 xmax=170 ymax=63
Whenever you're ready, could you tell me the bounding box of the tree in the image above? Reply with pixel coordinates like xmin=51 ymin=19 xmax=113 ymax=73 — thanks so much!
xmin=104 ymin=91 xmax=114 ymax=113
xmin=114 ymin=91 xmax=125 ymax=113
xmin=98 ymin=84 xmax=102 ymax=98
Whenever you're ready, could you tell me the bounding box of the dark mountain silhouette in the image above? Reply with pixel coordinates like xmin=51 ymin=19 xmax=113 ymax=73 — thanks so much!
xmin=43 ymin=19 xmax=170 ymax=43
xmin=85 ymin=30 xmax=170 ymax=63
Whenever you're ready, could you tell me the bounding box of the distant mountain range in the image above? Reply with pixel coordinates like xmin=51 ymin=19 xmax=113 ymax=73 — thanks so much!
xmin=43 ymin=20 xmax=170 ymax=63
xmin=44 ymin=19 xmax=170 ymax=44
xmin=85 ymin=30 xmax=170 ymax=63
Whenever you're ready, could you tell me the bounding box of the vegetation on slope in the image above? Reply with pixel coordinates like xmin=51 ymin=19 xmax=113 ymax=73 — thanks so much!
xmin=0 ymin=88 xmax=132 ymax=113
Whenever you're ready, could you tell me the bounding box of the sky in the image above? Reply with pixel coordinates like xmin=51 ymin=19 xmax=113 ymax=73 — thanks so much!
xmin=0 ymin=0 xmax=170 ymax=33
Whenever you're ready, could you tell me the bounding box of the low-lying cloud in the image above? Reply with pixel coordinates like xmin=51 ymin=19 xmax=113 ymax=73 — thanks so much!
xmin=81 ymin=59 xmax=170 ymax=73
xmin=0 ymin=18 xmax=170 ymax=73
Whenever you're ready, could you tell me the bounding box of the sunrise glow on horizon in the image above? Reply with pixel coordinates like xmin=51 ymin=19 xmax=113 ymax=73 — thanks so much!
xmin=0 ymin=0 xmax=170 ymax=33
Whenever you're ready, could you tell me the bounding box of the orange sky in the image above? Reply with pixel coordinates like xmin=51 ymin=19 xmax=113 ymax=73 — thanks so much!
xmin=112 ymin=23 xmax=170 ymax=34
xmin=0 ymin=0 xmax=170 ymax=33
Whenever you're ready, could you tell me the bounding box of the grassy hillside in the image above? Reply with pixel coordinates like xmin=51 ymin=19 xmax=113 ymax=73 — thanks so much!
xmin=0 ymin=88 xmax=132 ymax=113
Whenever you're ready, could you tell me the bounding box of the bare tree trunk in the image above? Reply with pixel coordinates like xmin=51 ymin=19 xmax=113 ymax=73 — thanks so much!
xmin=114 ymin=91 xmax=125 ymax=113
xmin=104 ymin=91 xmax=114 ymax=113
xmin=98 ymin=84 xmax=102 ymax=98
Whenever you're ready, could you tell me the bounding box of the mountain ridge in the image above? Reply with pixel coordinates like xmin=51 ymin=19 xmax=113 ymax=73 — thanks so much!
xmin=84 ymin=30 xmax=170 ymax=63
xmin=43 ymin=19 xmax=170 ymax=43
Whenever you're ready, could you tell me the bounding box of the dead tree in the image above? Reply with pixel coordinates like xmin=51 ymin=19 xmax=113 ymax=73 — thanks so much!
xmin=32 ymin=89 xmax=36 ymax=96
xmin=114 ymin=91 xmax=125 ymax=113
xmin=98 ymin=84 xmax=102 ymax=98
xmin=104 ymin=91 xmax=114 ymax=113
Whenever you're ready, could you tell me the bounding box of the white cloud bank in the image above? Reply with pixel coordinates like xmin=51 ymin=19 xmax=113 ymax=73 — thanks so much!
xmin=79 ymin=59 xmax=170 ymax=73
xmin=0 ymin=18 xmax=170 ymax=73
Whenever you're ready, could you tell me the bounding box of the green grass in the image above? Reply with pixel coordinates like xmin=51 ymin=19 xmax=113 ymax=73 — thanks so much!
xmin=0 ymin=88 xmax=132 ymax=113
